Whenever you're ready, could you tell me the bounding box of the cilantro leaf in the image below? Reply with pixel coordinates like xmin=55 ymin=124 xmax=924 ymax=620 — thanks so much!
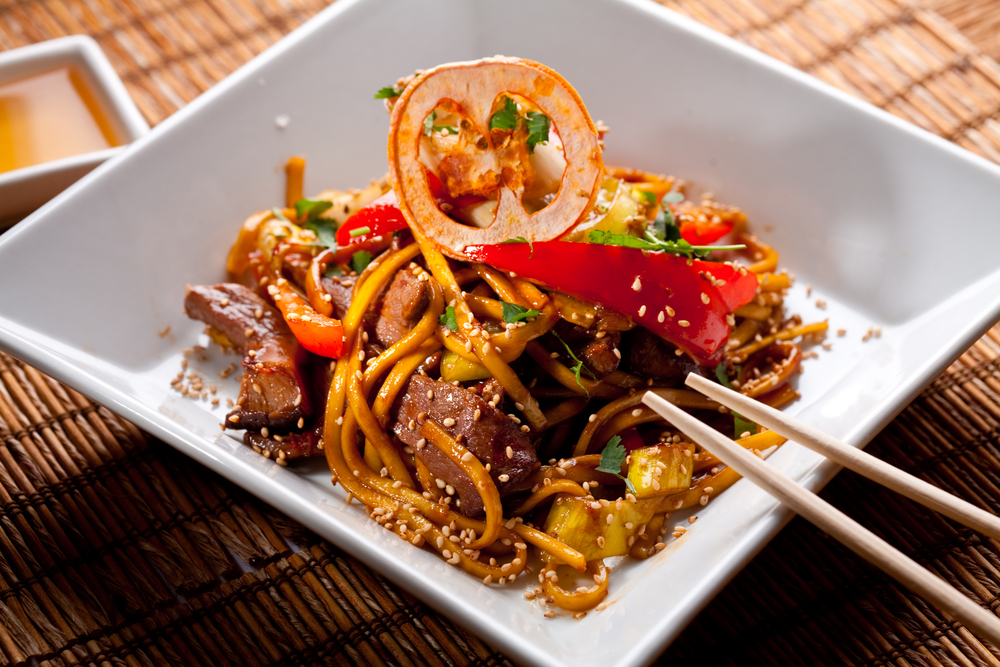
xmin=306 ymin=219 xmax=338 ymax=249
xmin=489 ymin=96 xmax=519 ymax=131
xmin=525 ymin=111 xmax=550 ymax=153
xmin=501 ymin=301 xmax=540 ymax=324
xmin=595 ymin=435 xmax=638 ymax=495
xmin=351 ymin=250 xmax=372 ymax=274
xmin=650 ymin=205 xmax=681 ymax=243
xmin=294 ymin=198 xmax=333 ymax=222
xmin=375 ymin=86 xmax=402 ymax=99
xmin=638 ymin=190 xmax=657 ymax=206
xmin=714 ymin=363 xmax=758 ymax=438
xmin=500 ymin=235 xmax=533 ymax=258
xmin=588 ymin=229 xmax=744 ymax=259
xmin=323 ymin=264 xmax=342 ymax=278
xmin=438 ymin=305 xmax=458 ymax=331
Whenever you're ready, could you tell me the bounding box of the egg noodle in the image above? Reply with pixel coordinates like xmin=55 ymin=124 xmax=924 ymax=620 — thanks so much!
xmin=196 ymin=57 xmax=827 ymax=615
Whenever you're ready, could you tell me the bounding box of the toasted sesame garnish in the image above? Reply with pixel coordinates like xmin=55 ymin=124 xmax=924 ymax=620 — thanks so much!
xmin=631 ymin=276 xmax=642 ymax=291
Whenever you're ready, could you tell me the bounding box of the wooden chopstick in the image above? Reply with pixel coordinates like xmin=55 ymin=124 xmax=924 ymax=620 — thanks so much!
xmin=641 ymin=391 xmax=1000 ymax=647
xmin=684 ymin=374 xmax=1000 ymax=542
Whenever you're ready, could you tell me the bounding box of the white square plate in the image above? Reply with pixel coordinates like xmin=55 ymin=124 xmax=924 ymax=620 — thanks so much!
xmin=2 ymin=1 xmax=1000 ymax=666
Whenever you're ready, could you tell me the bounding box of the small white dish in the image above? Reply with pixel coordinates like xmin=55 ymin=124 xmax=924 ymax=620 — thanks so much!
xmin=0 ymin=35 xmax=149 ymax=222
xmin=1 ymin=2 xmax=1000 ymax=667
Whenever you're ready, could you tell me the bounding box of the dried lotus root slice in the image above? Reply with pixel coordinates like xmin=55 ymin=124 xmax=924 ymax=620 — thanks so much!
xmin=387 ymin=56 xmax=604 ymax=260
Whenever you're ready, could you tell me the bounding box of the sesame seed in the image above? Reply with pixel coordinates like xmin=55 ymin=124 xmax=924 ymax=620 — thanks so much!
xmin=507 ymin=446 xmax=514 ymax=458
xmin=515 ymin=402 xmax=525 ymax=411
xmin=605 ymin=514 xmax=614 ymax=525
xmin=473 ymin=409 xmax=481 ymax=422
xmin=665 ymin=306 xmax=675 ymax=317
xmin=520 ymin=425 xmax=530 ymax=432
xmin=613 ymin=348 xmax=621 ymax=359
xmin=427 ymin=389 xmax=434 ymax=400
xmin=499 ymin=474 xmax=510 ymax=482
xmin=657 ymin=311 xmax=665 ymax=323
xmin=678 ymin=320 xmax=690 ymax=328
xmin=550 ymin=351 xmax=560 ymax=359
xmin=632 ymin=276 xmax=642 ymax=291
xmin=589 ymin=414 xmax=597 ymax=422
xmin=443 ymin=417 xmax=456 ymax=427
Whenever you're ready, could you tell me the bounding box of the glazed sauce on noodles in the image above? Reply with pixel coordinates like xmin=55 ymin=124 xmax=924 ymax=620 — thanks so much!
xmin=0 ymin=67 xmax=119 ymax=174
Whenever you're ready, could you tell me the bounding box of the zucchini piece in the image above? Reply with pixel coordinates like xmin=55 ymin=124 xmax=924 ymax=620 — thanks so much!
xmin=440 ymin=350 xmax=491 ymax=383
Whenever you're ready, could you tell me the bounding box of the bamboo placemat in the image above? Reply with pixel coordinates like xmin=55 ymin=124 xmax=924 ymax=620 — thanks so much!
xmin=2 ymin=0 xmax=1000 ymax=665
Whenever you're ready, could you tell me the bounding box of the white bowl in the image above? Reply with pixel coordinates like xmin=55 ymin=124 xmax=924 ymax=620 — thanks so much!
xmin=1 ymin=2 xmax=1000 ymax=666
xmin=0 ymin=35 xmax=149 ymax=222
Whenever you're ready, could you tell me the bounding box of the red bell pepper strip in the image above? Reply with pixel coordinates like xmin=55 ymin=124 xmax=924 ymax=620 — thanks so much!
xmin=336 ymin=171 xmax=484 ymax=247
xmin=252 ymin=254 xmax=345 ymax=358
xmin=679 ymin=218 xmax=734 ymax=245
xmin=463 ymin=241 xmax=758 ymax=360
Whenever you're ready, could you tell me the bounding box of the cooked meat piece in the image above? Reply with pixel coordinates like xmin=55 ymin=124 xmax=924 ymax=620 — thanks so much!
xmin=184 ymin=283 xmax=310 ymax=431
xmin=245 ymin=417 xmax=324 ymax=460
xmin=551 ymin=321 xmax=621 ymax=379
xmin=389 ymin=375 xmax=537 ymax=517
xmin=625 ymin=328 xmax=702 ymax=381
xmin=371 ymin=269 xmax=430 ymax=348
xmin=321 ymin=275 xmax=354 ymax=320
xmin=280 ymin=250 xmax=355 ymax=320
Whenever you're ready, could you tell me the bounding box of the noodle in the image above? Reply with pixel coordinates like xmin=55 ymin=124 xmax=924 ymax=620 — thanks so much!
xmin=191 ymin=57 xmax=832 ymax=617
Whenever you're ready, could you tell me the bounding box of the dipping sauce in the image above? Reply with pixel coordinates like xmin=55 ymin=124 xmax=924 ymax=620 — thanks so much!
xmin=0 ymin=66 xmax=119 ymax=174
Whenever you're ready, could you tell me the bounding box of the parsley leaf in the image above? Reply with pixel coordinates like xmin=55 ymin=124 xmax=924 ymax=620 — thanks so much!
xmin=489 ymin=96 xmax=519 ymax=131
xmin=294 ymin=198 xmax=333 ymax=222
xmin=323 ymin=264 xmax=342 ymax=278
xmin=422 ymin=111 xmax=459 ymax=137
xmin=525 ymin=111 xmax=550 ymax=153
xmin=306 ymin=219 xmax=338 ymax=249
xmin=438 ymin=305 xmax=458 ymax=331
xmin=501 ymin=301 xmax=540 ymax=324
xmin=351 ymin=250 xmax=372 ymax=274
xmin=500 ymin=235 xmax=533 ymax=257
xmin=595 ymin=435 xmax=638 ymax=495
xmin=638 ymin=190 xmax=657 ymax=206
xmin=374 ymin=86 xmax=402 ymax=99
xmin=714 ymin=363 xmax=758 ymax=438
xmin=588 ymin=229 xmax=744 ymax=259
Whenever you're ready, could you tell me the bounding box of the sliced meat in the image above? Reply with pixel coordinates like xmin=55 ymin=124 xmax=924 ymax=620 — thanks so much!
xmin=625 ymin=327 xmax=702 ymax=381
xmin=184 ymin=283 xmax=310 ymax=431
xmin=245 ymin=417 xmax=324 ymax=461
xmin=389 ymin=375 xmax=537 ymax=517
xmin=371 ymin=269 xmax=430 ymax=348
xmin=552 ymin=320 xmax=621 ymax=379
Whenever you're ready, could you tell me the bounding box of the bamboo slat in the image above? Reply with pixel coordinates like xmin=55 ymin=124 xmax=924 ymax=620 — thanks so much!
xmin=3 ymin=0 xmax=1000 ymax=665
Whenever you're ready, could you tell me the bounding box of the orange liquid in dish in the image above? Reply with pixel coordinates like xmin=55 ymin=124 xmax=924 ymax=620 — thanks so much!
xmin=0 ymin=66 xmax=119 ymax=174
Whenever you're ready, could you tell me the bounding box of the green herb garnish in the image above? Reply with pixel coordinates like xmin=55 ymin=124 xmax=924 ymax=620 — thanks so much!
xmin=489 ymin=96 xmax=519 ymax=131
xmin=438 ymin=305 xmax=458 ymax=331
xmin=525 ymin=110 xmax=551 ymax=153
xmin=588 ymin=229 xmax=744 ymax=259
xmin=422 ymin=111 xmax=459 ymax=137
xmin=501 ymin=301 xmax=540 ymax=324
xmin=351 ymin=250 xmax=373 ymax=274
xmin=307 ymin=219 xmax=338 ymax=249
xmin=349 ymin=226 xmax=371 ymax=238
xmin=715 ymin=363 xmax=758 ymax=438
xmin=294 ymin=198 xmax=333 ymax=222
xmin=271 ymin=207 xmax=288 ymax=221
xmin=551 ymin=331 xmax=592 ymax=393
xmin=375 ymin=86 xmax=403 ymax=99
xmin=638 ymin=190 xmax=657 ymax=206
xmin=323 ymin=264 xmax=342 ymax=278
xmin=595 ymin=435 xmax=637 ymax=495
xmin=663 ymin=192 xmax=684 ymax=204
xmin=500 ymin=235 xmax=534 ymax=258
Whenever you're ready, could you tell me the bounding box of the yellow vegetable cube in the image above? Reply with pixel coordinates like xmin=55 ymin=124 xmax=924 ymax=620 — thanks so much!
xmin=627 ymin=443 xmax=696 ymax=499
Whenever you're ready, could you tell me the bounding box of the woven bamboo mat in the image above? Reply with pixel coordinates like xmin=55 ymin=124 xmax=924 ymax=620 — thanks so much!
xmin=2 ymin=0 xmax=1000 ymax=665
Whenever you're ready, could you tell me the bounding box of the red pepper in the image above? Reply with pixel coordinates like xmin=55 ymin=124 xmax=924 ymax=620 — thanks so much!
xmin=336 ymin=171 xmax=484 ymax=247
xmin=252 ymin=254 xmax=345 ymax=358
xmin=679 ymin=218 xmax=734 ymax=245
xmin=463 ymin=241 xmax=758 ymax=360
